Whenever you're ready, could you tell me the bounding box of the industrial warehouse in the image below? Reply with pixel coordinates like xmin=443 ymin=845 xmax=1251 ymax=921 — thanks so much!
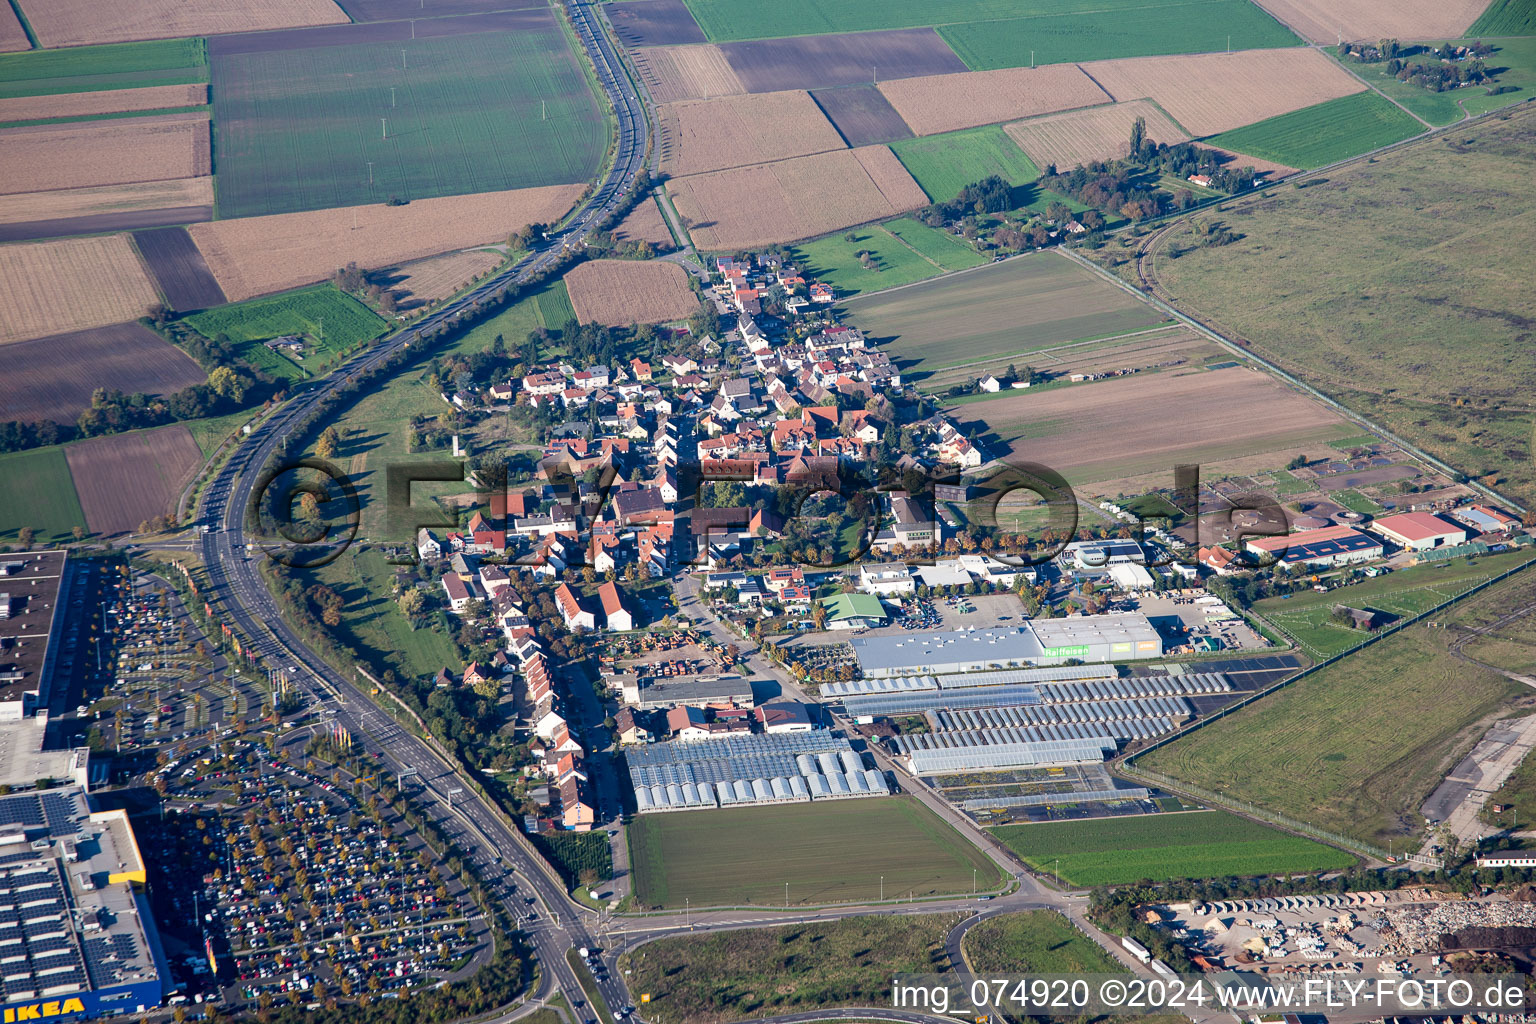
xmin=847 ymin=612 xmax=1163 ymax=678
xmin=0 ymin=788 xmax=166 ymax=1023
xmin=828 ymin=668 xmax=1233 ymax=775
xmin=625 ymin=731 xmax=890 ymax=811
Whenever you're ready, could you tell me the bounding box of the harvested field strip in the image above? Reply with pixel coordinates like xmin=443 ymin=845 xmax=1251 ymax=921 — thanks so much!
xmin=564 ymin=259 xmax=699 ymax=326
xmin=0 ymin=3 xmax=26 ymax=53
xmin=0 ymin=448 xmax=86 ymax=543
xmin=0 ymin=38 xmax=207 ymax=99
xmin=0 ymin=234 xmax=159 ymax=344
xmin=0 ymin=82 xmax=205 ymax=122
xmin=809 ymin=84 xmax=914 ymax=147
xmin=1195 ymin=143 xmax=1296 ymax=178
xmin=132 ymin=226 xmax=225 ymax=310
xmin=1252 ymin=0 xmax=1491 ymax=45
xmin=0 ymin=178 xmax=212 ymax=226
xmin=631 ymin=44 xmax=743 ymax=103
xmin=916 ymin=325 xmax=1216 ymax=392
xmin=380 ymin=248 xmax=506 ymax=309
xmin=64 ymin=424 xmax=203 ymax=535
xmin=0 ymin=113 xmax=208 ymax=194
xmin=0 ymin=322 xmax=206 ymax=425
xmin=210 ymin=22 xmax=607 ymax=219
xmin=18 ymin=0 xmax=348 ymax=48
xmin=717 ymin=28 xmax=968 ymax=94
xmin=960 ymin=366 xmax=1356 ymax=486
xmin=878 ymin=64 xmax=1108 ymax=136
xmin=937 ymin=0 xmax=1302 ymax=70
xmin=1081 ymin=48 xmax=1365 ymax=136
xmin=665 ymin=145 xmax=927 ymax=251
xmin=612 ymin=195 xmax=674 ymax=246
xmin=843 ymin=251 xmax=1166 ymax=380
xmin=187 ymin=184 xmax=583 ymax=301
xmin=1209 ymin=92 xmax=1425 ymax=168
xmin=1006 ymin=99 xmax=1188 ymax=171
xmin=889 ymin=124 xmax=1039 ymax=203
xmin=657 ymin=90 xmax=846 ymax=176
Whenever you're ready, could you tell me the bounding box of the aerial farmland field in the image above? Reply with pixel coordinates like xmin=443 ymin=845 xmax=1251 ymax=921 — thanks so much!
xmin=0 ymin=113 xmax=209 ymax=195
xmin=0 ymin=38 xmax=208 ymax=99
xmin=0 ymin=4 xmax=25 ymax=53
xmin=1251 ymin=0 xmax=1491 ymax=45
xmin=628 ymin=796 xmax=1001 ymax=908
xmin=794 ymin=224 xmax=960 ymax=297
xmin=990 ymin=810 xmax=1354 ymax=886
xmin=809 ymin=85 xmax=914 ymax=146
xmin=16 ymin=0 xmax=347 ymax=48
xmin=889 ymin=124 xmax=1039 ymax=202
xmin=0 ymin=448 xmax=87 ymax=543
xmin=877 ymin=65 xmax=1107 ymax=136
xmin=563 ymin=259 xmax=699 ymax=326
xmin=0 ymin=234 xmax=161 ymax=344
xmin=842 ymin=252 xmax=1166 ymax=382
xmin=1135 ymin=107 xmax=1536 ymax=505
xmin=680 ymin=0 xmax=1300 ymax=66
xmin=210 ymin=15 xmax=608 ymax=218
xmin=185 ymin=285 xmax=387 ymax=378
xmin=1140 ymin=564 xmax=1536 ymax=848
xmin=0 ymin=322 xmax=207 ymax=425
xmin=1208 ymin=91 xmax=1424 ymax=169
xmin=1006 ymin=99 xmax=1188 ymax=172
xmin=656 ymin=90 xmax=846 ymax=176
xmin=64 ymin=423 xmax=205 ymax=535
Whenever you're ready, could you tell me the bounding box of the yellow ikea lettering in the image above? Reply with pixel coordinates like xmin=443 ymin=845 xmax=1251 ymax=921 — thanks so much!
xmin=3 ymin=998 xmax=85 ymax=1022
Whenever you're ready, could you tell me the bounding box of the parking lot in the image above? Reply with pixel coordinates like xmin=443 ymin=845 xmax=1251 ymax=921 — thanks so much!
xmin=1119 ymin=590 xmax=1270 ymax=653
xmin=143 ymin=739 xmax=488 ymax=1006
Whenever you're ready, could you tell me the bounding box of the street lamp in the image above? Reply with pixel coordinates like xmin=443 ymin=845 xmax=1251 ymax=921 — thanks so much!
xmin=785 ymin=881 xmax=789 ymax=908
xmin=685 ymin=897 xmax=689 ymax=929
xmin=880 ymin=875 xmax=884 ymax=901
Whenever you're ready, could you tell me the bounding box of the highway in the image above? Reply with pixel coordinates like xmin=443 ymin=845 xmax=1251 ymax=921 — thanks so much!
xmin=196 ymin=2 xmax=646 ymax=1020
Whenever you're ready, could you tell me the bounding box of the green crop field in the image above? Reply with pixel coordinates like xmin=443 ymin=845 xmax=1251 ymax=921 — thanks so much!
xmin=211 ymin=24 xmax=608 ymax=218
xmin=883 ymin=217 xmax=988 ymax=270
xmin=0 ymin=447 xmax=87 ymax=542
xmin=1134 ymin=107 xmax=1536 ymax=506
xmin=939 ymin=0 xmax=1301 ymax=69
xmin=680 ymin=0 xmax=1299 ymax=66
xmin=1470 ymin=0 xmax=1536 ymax=35
xmin=962 ymin=910 xmax=1124 ymax=973
xmin=185 ymin=286 xmax=388 ymax=380
xmin=1253 ymin=549 xmax=1536 ymax=659
xmin=794 ymin=224 xmax=954 ymax=296
xmin=0 ymin=37 xmax=207 ymax=98
xmin=843 ymin=252 xmax=1166 ymax=383
xmin=619 ymin=913 xmax=961 ymax=1024
xmin=990 ymin=811 xmax=1354 ymax=886
xmin=1141 ymin=567 xmax=1536 ymax=847
xmin=627 ymin=796 xmax=1001 ymax=908
xmin=890 ymin=125 xmax=1040 ymax=203
xmin=1210 ymin=92 xmax=1424 ymax=169
xmin=1330 ymin=37 xmax=1536 ymax=127
xmin=534 ymin=279 xmax=577 ymax=329
xmin=1333 ymin=489 xmax=1385 ymax=515
xmin=1458 ymin=568 xmax=1536 ymax=678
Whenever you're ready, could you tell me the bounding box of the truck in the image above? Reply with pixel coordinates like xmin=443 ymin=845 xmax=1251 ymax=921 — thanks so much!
xmin=1121 ymin=937 xmax=1151 ymax=964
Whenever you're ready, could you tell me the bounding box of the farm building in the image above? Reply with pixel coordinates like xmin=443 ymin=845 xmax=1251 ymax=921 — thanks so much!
xmin=1451 ymin=504 xmax=1521 ymax=534
xmin=1371 ymin=512 xmax=1467 ymax=551
xmin=1245 ymin=524 xmax=1382 ymax=567
xmin=820 ymin=593 xmax=887 ymax=630
xmin=848 ymin=612 xmax=1162 ymax=678
xmin=858 ymin=562 xmax=915 ymax=596
xmin=625 ymin=731 xmax=889 ymax=812
xmin=621 ymin=675 xmax=755 ymax=710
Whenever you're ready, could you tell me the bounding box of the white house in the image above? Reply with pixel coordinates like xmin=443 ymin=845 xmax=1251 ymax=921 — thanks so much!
xmin=858 ymin=562 xmax=916 ymax=596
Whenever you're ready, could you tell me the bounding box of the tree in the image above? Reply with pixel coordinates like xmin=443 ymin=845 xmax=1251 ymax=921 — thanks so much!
xmin=398 ymin=588 xmax=426 ymax=619
xmin=315 ymin=426 xmax=341 ymax=460
xmin=16 ymin=527 xmax=33 ymax=550
xmin=811 ymin=602 xmax=827 ymax=630
xmin=207 ymin=365 xmax=247 ymax=404
xmin=71 ymin=525 xmax=86 ymax=543
xmin=1129 ymin=115 xmax=1147 ymax=161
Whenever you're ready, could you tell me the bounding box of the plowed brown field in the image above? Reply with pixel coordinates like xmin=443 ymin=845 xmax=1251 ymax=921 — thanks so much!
xmin=565 ymin=259 xmax=698 ymax=326
xmin=187 ymin=184 xmax=583 ymax=301
xmin=632 ymin=44 xmax=744 ymax=103
xmin=613 ymin=198 xmax=674 ymax=247
xmin=878 ymin=65 xmax=1109 ymax=136
xmin=958 ymin=366 xmax=1353 ymax=486
xmin=1082 ymin=49 xmax=1365 ymax=137
xmin=18 ymin=0 xmax=348 ymax=47
xmin=0 ymin=235 xmax=160 ymax=344
xmin=658 ymin=90 xmax=846 ymax=176
xmin=668 ymin=146 xmax=927 ymax=250
xmin=1248 ymin=0 xmax=1487 ymax=44
xmin=1006 ymin=100 xmax=1187 ymax=170
xmin=0 ymin=114 xmax=210 ymax=195
xmin=382 ymin=249 xmax=506 ymax=308
xmin=0 ymin=178 xmax=213 ymax=226
xmin=0 ymin=84 xmax=207 ymax=123
xmin=1196 ymin=144 xmax=1297 ymax=178
xmin=0 ymin=2 xmax=29 ymax=52
xmin=0 ymin=322 xmax=206 ymax=424
xmin=64 ymin=424 xmax=203 ymax=535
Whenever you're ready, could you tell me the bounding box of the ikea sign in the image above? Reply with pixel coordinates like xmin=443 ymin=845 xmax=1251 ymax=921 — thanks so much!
xmin=3 ymin=999 xmax=87 ymax=1022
